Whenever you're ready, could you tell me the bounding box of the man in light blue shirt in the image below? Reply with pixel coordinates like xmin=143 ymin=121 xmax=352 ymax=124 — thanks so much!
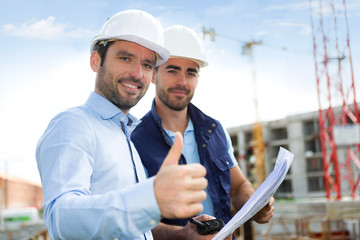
xmin=36 ymin=10 xmax=210 ymax=240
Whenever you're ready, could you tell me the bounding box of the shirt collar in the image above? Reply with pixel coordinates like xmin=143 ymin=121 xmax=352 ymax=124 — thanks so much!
xmin=86 ymin=92 xmax=139 ymax=125
xmin=186 ymin=118 xmax=194 ymax=132
xmin=150 ymin=99 xmax=194 ymax=136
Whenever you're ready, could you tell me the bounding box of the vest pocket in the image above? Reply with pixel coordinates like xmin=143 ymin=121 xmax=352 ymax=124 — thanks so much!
xmin=212 ymin=154 xmax=231 ymax=193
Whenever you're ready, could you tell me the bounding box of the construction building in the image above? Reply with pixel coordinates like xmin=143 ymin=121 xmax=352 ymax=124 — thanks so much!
xmin=227 ymin=105 xmax=359 ymax=200
xmin=0 ymin=173 xmax=43 ymax=210
xmin=227 ymin=105 xmax=360 ymax=239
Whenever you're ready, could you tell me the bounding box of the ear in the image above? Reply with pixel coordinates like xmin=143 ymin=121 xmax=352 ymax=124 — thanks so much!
xmin=90 ymin=51 xmax=101 ymax=72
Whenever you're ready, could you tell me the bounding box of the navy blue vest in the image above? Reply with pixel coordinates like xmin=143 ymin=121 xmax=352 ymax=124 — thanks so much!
xmin=131 ymin=101 xmax=232 ymax=226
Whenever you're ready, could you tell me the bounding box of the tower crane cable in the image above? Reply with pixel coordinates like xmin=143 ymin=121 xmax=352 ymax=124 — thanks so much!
xmin=203 ymin=27 xmax=286 ymax=187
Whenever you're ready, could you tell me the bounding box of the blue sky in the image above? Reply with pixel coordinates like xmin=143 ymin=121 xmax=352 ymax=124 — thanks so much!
xmin=1 ymin=0 xmax=359 ymax=183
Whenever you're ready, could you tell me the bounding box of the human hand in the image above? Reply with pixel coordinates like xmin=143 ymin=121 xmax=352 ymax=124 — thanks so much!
xmin=184 ymin=215 xmax=232 ymax=240
xmin=154 ymin=132 xmax=208 ymax=219
xmin=252 ymin=197 xmax=275 ymax=223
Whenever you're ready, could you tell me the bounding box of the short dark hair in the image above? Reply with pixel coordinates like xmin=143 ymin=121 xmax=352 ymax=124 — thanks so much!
xmin=92 ymin=41 xmax=116 ymax=66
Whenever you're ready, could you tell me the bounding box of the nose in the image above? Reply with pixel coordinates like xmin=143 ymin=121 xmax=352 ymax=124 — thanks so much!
xmin=129 ymin=61 xmax=143 ymax=79
xmin=176 ymin=72 xmax=187 ymax=86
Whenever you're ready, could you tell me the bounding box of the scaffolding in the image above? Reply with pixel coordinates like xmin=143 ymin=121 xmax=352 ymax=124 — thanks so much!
xmin=309 ymin=0 xmax=360 ymax=199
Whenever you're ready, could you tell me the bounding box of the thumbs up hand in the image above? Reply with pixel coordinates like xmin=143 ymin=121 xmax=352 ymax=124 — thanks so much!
xmin=154 ymin=132 xmax=208 ymax=219
xmin=160 ymin=131 xmax=184 ymax=166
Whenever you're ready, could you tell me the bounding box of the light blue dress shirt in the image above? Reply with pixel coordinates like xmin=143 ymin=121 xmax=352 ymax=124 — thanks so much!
xmin=36 ymin=92 xmax=160 ymax=240
xmin=164 ymin=118 xmax=238 ymax=217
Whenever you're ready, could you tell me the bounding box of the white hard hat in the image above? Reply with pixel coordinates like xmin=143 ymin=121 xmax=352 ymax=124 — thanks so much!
xmin=90 ymin=9 xmax=170 ymax=66
xmin=164 ymin=25 xmax=208 ymax=67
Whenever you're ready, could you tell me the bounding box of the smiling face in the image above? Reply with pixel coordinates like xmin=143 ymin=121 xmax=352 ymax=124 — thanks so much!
xmin=91 ymin=40 xmax=156 ymax=114
xmin=154 ymin=57 xmax=199 ymax=111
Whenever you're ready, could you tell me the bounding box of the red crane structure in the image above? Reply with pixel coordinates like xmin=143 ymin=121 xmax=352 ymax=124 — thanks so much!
xmin=309 ymin=0 xmax=360 ymax=199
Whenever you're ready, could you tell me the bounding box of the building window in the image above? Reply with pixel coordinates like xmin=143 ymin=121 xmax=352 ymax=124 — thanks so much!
xmin=230 ymin=134 xmax=239 ymax=160
xmin=304 ymin=138 xmax=321 ymax=153
xmin=230 ymin=134 xmax=238 ymax=147
xmin=276 ymin=179 xmax=292 ymax=194
xmin=244 ymin=131 xmax=252 ymax=145
xmin=307 ymin=176 xmax=325 ymax=192
xmin=304 ymin=120 xmax=316 ymax=136
xmin=269 ymin=144 xmax=289 ymax=160
xmin=306 ymin=155 xmax=325 ymax=192
xmin=270 ymin=128 xmax=288 ymax=141
xmin=230 ymin=135 xmax=239 ymax=154
xmin=306 ymin=157 xmax=323 ymax=172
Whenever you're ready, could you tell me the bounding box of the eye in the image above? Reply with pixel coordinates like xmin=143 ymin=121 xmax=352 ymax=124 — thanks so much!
xmin=167 ymin=70 xmax=177 ymax=75
xmin=143 ymin=63 xmax=154 ymax=70
xmin=119 ymin=56 xmax=130 ymax=62
xmin=187 ymin=72 xmax=197 ymax=78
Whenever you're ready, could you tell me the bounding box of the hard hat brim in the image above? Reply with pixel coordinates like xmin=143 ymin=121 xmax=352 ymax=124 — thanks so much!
xmin=91 ymin=35 xmax=170 ymax=67
xmin=169 ymin=55 xmax=208 ymax=68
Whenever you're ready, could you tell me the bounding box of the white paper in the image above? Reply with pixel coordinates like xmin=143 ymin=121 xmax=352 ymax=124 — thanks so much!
xmin=211 ymin=147 xmax=294 ymax=240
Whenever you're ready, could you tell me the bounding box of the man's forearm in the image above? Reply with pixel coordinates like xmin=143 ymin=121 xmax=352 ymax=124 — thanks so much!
xmin=152 ymin=223 xmax=185 ymax=240
xmin=152 ymin=216 xmax=218 ymax=240
xmin=231 ymin=179 xmax=255 ymax=211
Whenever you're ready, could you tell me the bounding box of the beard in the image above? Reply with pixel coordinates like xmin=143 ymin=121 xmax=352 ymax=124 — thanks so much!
xmin=96 ymin=66 xmax=148 ymax=111
xmin=156 ymin=84 xmax=194 ymax=111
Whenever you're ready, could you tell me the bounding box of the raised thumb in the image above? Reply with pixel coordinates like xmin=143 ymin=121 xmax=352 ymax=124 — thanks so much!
xmin=161 ymin=131 xmax=183 ymax=166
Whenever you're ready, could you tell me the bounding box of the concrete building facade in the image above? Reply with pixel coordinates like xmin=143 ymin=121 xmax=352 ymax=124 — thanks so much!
xmin=227 ymin=110 xmax=331 ymax=199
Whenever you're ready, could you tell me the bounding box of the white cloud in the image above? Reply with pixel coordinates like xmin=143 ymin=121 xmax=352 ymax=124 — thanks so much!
xmin=348 ymin=2 xmax=360 ymax=17
xmin=204 ymin=1 xmax=241 ymax=16
xmin=262 ymin=1 xmax=309 ymax=12
xmin=2 ymin=16 xmax=93 ymax=40
xmin=308 ymin=1 xmax=360 ymax=18
xmin=261 ymin=1 xmax=358 ymax=19
xmin=152 ymin=5 xmax=180 ymax=11
xmin=276 ymin=22 xmax=312 ymax=35
xmin=254 ymin=31 xmax=269 ymax=37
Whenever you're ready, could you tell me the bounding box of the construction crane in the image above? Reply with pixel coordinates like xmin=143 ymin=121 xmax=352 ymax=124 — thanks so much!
xmin=202 ymin=27 xmax=286 ymax=187
xmin=309 ymin=0 xmax=360 ymax=199
xmin=242 ymin=40 xmax=266 ymax=187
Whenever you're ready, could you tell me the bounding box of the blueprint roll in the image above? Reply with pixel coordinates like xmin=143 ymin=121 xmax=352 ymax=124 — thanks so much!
xmin=212 ymin=147 xmax=294 ymax=240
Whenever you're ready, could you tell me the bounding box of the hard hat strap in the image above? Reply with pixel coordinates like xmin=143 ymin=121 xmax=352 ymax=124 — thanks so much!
xmin=99 ymin=39 xmax=117 ymax=47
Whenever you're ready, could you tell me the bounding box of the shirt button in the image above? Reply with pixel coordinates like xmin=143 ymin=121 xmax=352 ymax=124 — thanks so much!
xmin=226 ymin=161 xmax=230 ymax=165
xmin=202 ymin=144 xmax=206 ymax=148
xmin=150 ymin=219 xmax=157 ymax=225
xmin=212 ymin=123 xmax=216 ymax=127
xmin=208 ymin=129 xmax=212 ymax=133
